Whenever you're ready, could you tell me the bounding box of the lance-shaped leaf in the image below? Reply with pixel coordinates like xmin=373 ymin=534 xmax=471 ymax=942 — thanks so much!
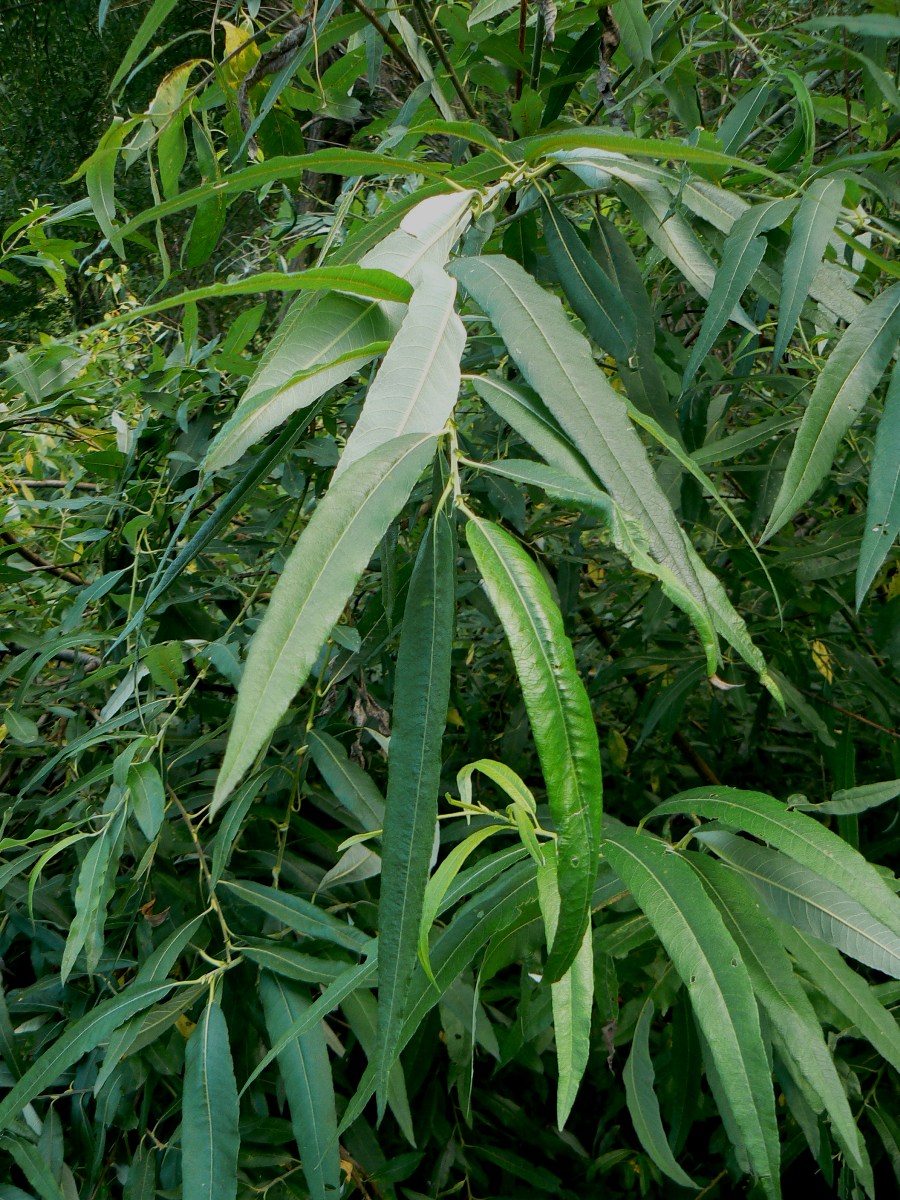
xmin=588 ymin=214 xmax=679 ymax=440
xmin=205 ymin=190 xmax=475 ymax=472
xmin=792 ymin=778 xmax=900 ymax=817
xmin=343 ymin=859 xmax=541 ymax=1132
xmin=778 ymin=925 xmax=900 ymax=1073
xmin=466 ymin=516 xmax=602 ymax=981
xmin=647 ymin=787 xmax=900 ymax=943
xmin=341 ymin=990 xmax=415 ymax=1145
xmin=212 ymin=433 xmax=438 ymax=810
xmin=204 ymin=298 xmax=393 ymax=472
xmin=466 ymin=455 xmax=718 ymax=667
xmin=689 ymin=852 xmax=872 ymax=1187
xmin=0 ymin=981 xmax=172 ymax=1134
xmin=451 ymin=254 xmax=719 ymax=667
xmin=100 ymin=265 xmax=414 ymax=330
xmin=307 ymin=731 xmax=385 ymax=832
xmin=334 ymin=267 xmax=464 ymax=482
xmin=623 ymin=996 xmax=697 ymax=1188
xmin=376 ymin=510 xmax=455 ymax=1111
xmin=857 ymin=361 xmax=900 ymax=607
xmin=217 ymin=879 xmax=372 ymax=953
xmin=602 ymin=822 xmax=780 ymax=1198
xmin=471 ymin=374 xmax=597 ymax=486
xmin=260 ymin=974 xmax=340 ymax=1200
xmin=60 ymin=803 xmax=126 ymax=982
xmin=683 ymin=199 xmax=796 ymax=389
xmin=774 ymin=175 xmax=846 ymax=364
xmin=540 ymin=196 xmax=636 ymax=363
xmin=695 ymin=830 xmax=900 ymax=979
xmin=182 ymin=1001 xmax=240 ymax=1200
xmin=548 ymin=151 xmax=756 ymax=330
xmin=763 ymin=282 xmax=900 ymax=540
xmin=536 ymin=853 xmax=594 ymax=1129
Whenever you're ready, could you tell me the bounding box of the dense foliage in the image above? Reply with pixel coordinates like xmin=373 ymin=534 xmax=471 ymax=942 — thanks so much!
xmin=1 ymin=2 xmax=899 ymax=1198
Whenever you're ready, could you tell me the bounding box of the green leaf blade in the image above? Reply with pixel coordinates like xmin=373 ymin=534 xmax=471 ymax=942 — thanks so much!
xmin=260 ymin=974 xmax=340 ymax=1200
xmin=376 ymin=509 xmax=455 ymax=1109
xmin=450 ymin=253 xmax=719 ymax=667
xmin=213 ymin=433 xmax=438 ymax=809
xmin=540 ymin=197 xmax=636 ymax=363
xmin=466 ymin=516 xmax=602 ymax=981
xmin=334 ymin=267 xmax=464 ymax=481
xmin=774 ymin=175 xmax=846 ymax=365
xmin=763 ymin=282 xmax=900 ymax=540
xmin=697 ymin=830 xmax=900 ymax=979
xmin=0 ymin=981 xmax=173 ymax=1134
xmin=857 ymin=361 xmax=900 ymax=607
xmin=603 ymin=821 xmax=781 ymax=1198
xmin=648 ymin=787 xmax=900 ymax=944
xmin=182 ymin=1001 xmax=240 ymax=1200
xmin=623 ymin=997 xmax=697 ymax=1188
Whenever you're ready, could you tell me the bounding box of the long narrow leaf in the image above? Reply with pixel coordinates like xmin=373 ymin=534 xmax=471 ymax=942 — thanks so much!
xmin=689 ymin=852 xmax=872 ymax=1186
xmin=774 ymin=175 xmax=846 ymax=364
xmin=182 ymin=1001 xmax=240 ymax=1200
xmin=603 ymin=821 xmax=780 ymax=1197
xmin=376 ymin=509 xmax=455 ymax=1110
xmin=623 ymin=996 xmax=697 ymax=1188
xmin=683 ymin=199 xmax=795 ymax=388
xmin=696 ymin=830 xmax=900 ymax=979
xmin=451 ymin=254 xmax=720 ymax=670
xmin=647 ymin=787 xmax=900 ymax=942
xmin=334 ymin=266 xmax=464 ymax=481
xmin=779 ymin=926 xmax=900 ymax=1072
xmin=467 ymin=517 xmax=601 ymax=980
xmin=207 ymin=191 xmax=474 ymax=472
xmin=857 ymin=361 xmax=900 ymax=607
xmin=536 ymin=854 xmax=594 ymax=1129
xmin=260 ymin=974 xmax=340 ymax=1200
xmin=0 ymin=981 xmax=173 ymax=1134
xmin=540 ymin=196 xmax=636 ymax=362
xmin=763 ymin=282 xmax=900 ymax=540
xmin=212 ymin=433 xmax=438 ymax=809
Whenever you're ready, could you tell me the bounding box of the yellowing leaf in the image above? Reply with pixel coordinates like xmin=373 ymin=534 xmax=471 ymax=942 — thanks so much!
xmin=221 ymin=20 xmax=260 ymax=83
xmin=176 ymin=1014 xmax=196 ymax=1038
xmin=811 ymin=639 xmax=834 ymax=684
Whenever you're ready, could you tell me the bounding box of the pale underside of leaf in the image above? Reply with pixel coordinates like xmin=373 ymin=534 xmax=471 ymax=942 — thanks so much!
xmin=649 ymin=787 xmax=900 ymax=943
xmin=603 ymin=821 xmax=781 ymax=1197
xmin=451 ymin=254 xmax=730 ymax=671
xmin=213 ymin=434 xmax=438 ymax=809
xmin=697 ymin=830 xmax=900 ymax=979
xmin=204 ymin=190 xmax=476 ymax=471
xmin=334 ymin=266 xmax=464 ymax=481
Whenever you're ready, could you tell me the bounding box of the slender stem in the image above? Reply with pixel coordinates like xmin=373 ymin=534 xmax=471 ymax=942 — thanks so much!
xmin=410 ymin=0 xmax=479 ymax=120
xmin=343 ymin=0 xmax=420 ymax=80
xmin=0 ymin=531 xmax=84 ymax=586
xmin=515 ymin=0 xmax=527 ymax=99
xmin=529 ymin=10 xmax=544 ymax=91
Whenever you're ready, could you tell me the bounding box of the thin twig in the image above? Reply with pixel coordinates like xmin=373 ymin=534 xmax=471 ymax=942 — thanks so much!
xmin=410 ymin=0 xmax=479 ymax=120
xmin=802 ymin=692 xmax=899 ymax=740
xmin=10 ymin=479 xmax=100 ymax=490
xmin=343 ymin=0 xmax=420 ymax=79
xmin=0 ymin=531 xmax=84 ymax=586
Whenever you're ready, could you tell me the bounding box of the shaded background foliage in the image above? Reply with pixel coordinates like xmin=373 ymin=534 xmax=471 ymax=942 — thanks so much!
xmin=1 ymin=1 xmax=899 ymax=1199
